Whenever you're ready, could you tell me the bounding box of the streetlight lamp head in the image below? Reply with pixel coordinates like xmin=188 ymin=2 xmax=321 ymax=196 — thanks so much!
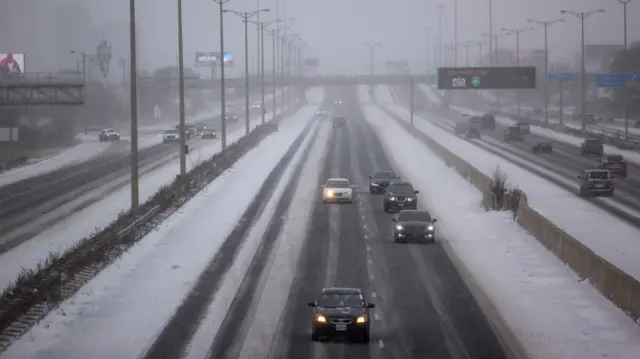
xmin=261 ymin=8 xmax=270 ymax=12
xmin=222 ymin=9 xmax=229 ymax=12
xmin=560 ymin=10 xmax=567 ymax=13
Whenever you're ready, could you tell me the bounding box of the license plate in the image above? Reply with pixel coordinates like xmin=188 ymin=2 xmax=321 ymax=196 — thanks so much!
xmin=335 ymin=324 xmax=347 ymax=331
xmin=397 ymin=203 xmax=404 ymax=207
xmin=595 ymin=184 xmax=605 ymax=188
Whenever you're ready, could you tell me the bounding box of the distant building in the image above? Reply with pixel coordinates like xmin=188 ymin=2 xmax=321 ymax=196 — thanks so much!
xmin=575 ymin=44 xmax=624 ymax=74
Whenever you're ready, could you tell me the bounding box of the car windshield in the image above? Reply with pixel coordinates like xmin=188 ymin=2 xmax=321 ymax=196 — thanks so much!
xmin=518 ymin=122 xmax=530 ymax=127
xmin=387 ymin=183 xmax=415 ymax=196
xmin=585 ymin=139 xmax=602 ymax=146
xmin=607 ymin=155 xmax=624 ymax=161
xmin=398 ymin=211 xmax=431 ymax=222
xmin=317 ymin=293 xmax=363 ymax=308
xmin=373 ymin=171 xmax=395 ymax=179
xmin=509 ymin=127 xmax=522 ymax=134
xmin=164 ymin=130 xmax=179 ymax=134
xmin=326 ymin=180 xmax=350 ymax=188
xmin=587 ymin=171 xmax=609 ymax=180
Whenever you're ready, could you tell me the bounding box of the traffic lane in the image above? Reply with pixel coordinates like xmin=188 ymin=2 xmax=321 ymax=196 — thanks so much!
xmin=277 ymin=100 xmax=374 ymax=359
xmin=348 ymin=93 xmax=508 ymax=359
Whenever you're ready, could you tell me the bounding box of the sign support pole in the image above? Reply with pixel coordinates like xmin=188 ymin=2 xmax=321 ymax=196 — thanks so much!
xmin=559 ymin=80 xmax=564 ymax=125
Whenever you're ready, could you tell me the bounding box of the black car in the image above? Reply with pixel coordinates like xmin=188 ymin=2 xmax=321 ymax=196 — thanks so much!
xmin=369 ymin=170 xmax=399 ymax=194
xmin=465 ymin=127 xmax=481 ymax=139
xmin=333 ymin=116 xmax=347 ymax=128
xmin=580 ymin=138 xmax=604 ymax=157
xmin=383 ymin=180 xmax=419 ymax=212
xmin=308 ymin=287 xmax=374 ymax=342
xmin=225 ymin=114 xmax=239 ymax=123
xmin=504 ymin=126 xmax=524 ymax=142
xmin=201 ymin=129 xmax=217 ymax=139
xmin=600 ymin=154 xmax=627 ymax=178
xmin=392 ymin=210 xmax=437 ymax=243
xmin=481 ymin=113 xmax=496 ymax=131
xmin=454 ymin=122 xmax=467 ymax=135
xmin=175 ymin=124 xmax=198 ymax=138
xmin=532 ymin=141 xmax=553 ymax=153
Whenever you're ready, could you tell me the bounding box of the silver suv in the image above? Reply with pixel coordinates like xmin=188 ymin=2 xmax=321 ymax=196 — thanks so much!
xmin=578 ymin=169 xmax=614 ymax=197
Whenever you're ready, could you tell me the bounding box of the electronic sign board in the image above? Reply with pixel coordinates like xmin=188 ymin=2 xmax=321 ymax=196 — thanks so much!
xmin=437 ymin=67 xmax=536 ymax=90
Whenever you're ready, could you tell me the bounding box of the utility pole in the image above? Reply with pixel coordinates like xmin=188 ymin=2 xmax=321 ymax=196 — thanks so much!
xmin=528 ymin=18 xmax=564 ymax=124
xmin=502 ymin=27 xmax=532 ymax=117
xmin=177 ymin=0 xmax=187 ymax=176
xmin=70 ymin=50 xmax=90 ymax=134
xmin=617 ymin=0 xmax=632 ymax=140
xmin=223 ymin=8 xmax=269 ymax=135
xmin=213 ymin=0 xmax=232 ymax=150
xmin=271 ymin=29 xmax=277 ymax=120
xmin=260 ymin=23 xmax=266 ymax=123
xmin=561 ymin=9 xmax=605 ymax=131
xmin=454 ymin=0 xmax=458 ymax=66
xmin=488 ymin=0 xmax=493 ymax=65
xmin=423 ymin=27 xmax=431 ymax=73
xmin=128 ymin=0 xmax=139 ymax=208
xmin=437 ymin=4 xmax=444 ymax=66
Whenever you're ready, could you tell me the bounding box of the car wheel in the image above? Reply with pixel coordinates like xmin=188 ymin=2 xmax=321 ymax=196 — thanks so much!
xmin=311 ymin=332 xmax=320 ymax=341
xmin=383 ymin=203 xmax=389 ymax=212
xmin=361 ymin=331 xmax=370 ymax=343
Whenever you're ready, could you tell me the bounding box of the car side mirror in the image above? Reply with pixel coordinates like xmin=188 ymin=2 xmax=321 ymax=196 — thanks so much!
xmin=366 ymin=303 xmax=375 ymax=308
xmin=577 ymin=175 xmax=582 ymax=179
xmin=432 ymin=218 xmax=438 ymax=223
xmin=368 ymin=175 xmax=372 ymax=179
xmin=391 ymin=217 xmax=397 ymax=222
xmin=414 ymin=190 xmax=420 ymax=194
xmin=308 ymin=302 xmax=316 ymax=307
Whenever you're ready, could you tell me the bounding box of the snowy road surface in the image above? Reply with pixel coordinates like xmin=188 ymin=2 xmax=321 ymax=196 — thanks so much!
xmin=0 ymin=89 xmax=320 ymax=293
xmin=382 ymin=84 xmax=640 ymax=284
xmin=3 ymin=86 xmax=639 ymax=359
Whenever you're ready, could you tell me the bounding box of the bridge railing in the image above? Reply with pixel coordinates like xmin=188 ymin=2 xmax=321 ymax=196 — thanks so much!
xmin=0 ymin=72 xmax=84 ymax=85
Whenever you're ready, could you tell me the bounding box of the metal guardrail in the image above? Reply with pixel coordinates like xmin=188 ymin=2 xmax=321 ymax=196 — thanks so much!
xmin=0 ymin=72 xmax=84 ymax=85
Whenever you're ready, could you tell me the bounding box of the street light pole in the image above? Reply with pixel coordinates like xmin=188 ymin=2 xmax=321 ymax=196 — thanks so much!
xmin=528 ymin=18 xmax=564 ymax=124
xmin=464 ymin=42 xmax=471 ymax=67
xmin=423 ymin=27 xmax=431 ymax=73
xmin=223 ymin=8 xmax=270 ymax=135
xmin=454 ymin=0 xmax=458 ymax=66
xmin=488 ymin=0 xmax=493 ymax=65
xmin=561 ymin=9 xmax=605 ymax=131
xmin=502 ymin=27 xmax=532 ymax=117
xmin=128 ymin=0 xmax=139 ymax=208
xmin=70 ymin=50 xmax=89 ymax=134
xmin=212 ymin=0 xmax=232 ymax=150
xmin=617 ymin=0 xmax=632 ymax=140
xmin=271 ymin=29 xmax=277 ymax=120
xmin=437 ymin=4 xmax=444 ymax=66
xmin=177 ymin=0 xmax=187 ymax=176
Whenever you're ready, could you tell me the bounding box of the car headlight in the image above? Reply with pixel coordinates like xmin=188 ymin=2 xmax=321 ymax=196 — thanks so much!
xmin=371 ymin=182 xmax=379 ymax=186
xmin=326 ymin=190 xmax=334 ymax=197
xmin=406 ymin=197 xmax=415 ymax=201
xmin=389 ymin=197 xmax=396 ymax=201
xmin=426 ymin=225 xmax=434 ymax=231
xmin=395 ymin=225 xmax=403 ymax=231
xmin=356 ymin=315 xmax=367 ymax=324
xmin=315 ymin=315 xmax=327 ymax=323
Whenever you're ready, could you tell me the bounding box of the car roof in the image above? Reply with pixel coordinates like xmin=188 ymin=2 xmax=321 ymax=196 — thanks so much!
xmin=327 ymin=177 xmax=349 ymax=182
xmin=585 ymin=169 xmax=609 ymax=173
xmin=321 ymin=287 xmax=362 ymax=295
xmin=398 ymin=209 xmax=429 ymax=216
xmin=389 ymin=180 xmax=412 ymax=186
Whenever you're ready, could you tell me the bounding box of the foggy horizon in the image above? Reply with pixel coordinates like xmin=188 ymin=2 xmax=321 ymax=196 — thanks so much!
xmin=0 ymin=0 xmax=638 ymax=77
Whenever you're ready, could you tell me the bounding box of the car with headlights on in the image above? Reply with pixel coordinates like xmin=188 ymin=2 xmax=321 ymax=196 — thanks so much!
xmin=251 ymin=103 xmax=261 ymax=109
xmin=308 ymin=287 xmax=374 ymax=342
xmin=201 ymin=129 xmax=217 ymax=139
xmin=321 ymin=178 xmax=354 ymax=204
xmin=316 ymin=108 xmax=328 ymax=117
xmin=333 ymin=116 xmax=347 ymax=129
xmin=163 ymin=129 xmax=181 ymax=143
xmin=392 ymin=210 xmax=437 ymax=243
xmin=369 ymin=170 xmax=399 ymax=194
xmin=98 ymin=128 xmax=120 ymax=142
xmin=382 ymin=180 xmax=419 ymax=212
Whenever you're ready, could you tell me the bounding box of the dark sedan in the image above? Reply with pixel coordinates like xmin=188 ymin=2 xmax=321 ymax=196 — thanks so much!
xmin=383 ymin=180 xmax=419 ymax=212
xmin=369 ymin=170 xmax=399 ymax=193
xmin=309 ymin=287 xmax=374 ymax=342
xmin=392 ymin=210 xmax=437 ymax=243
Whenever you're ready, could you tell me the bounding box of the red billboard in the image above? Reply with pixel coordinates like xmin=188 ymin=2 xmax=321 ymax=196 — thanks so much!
xmin=0 ymin=53 xmax=25 ymax=74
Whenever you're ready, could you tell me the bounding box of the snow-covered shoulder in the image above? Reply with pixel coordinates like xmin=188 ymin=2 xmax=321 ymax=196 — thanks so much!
xmin=361 ymin=101 xmax=640 ymax=359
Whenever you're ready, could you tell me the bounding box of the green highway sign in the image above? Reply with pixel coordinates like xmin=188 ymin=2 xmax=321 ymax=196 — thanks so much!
xmin=437 ymin=67 xmax=536 ymax=90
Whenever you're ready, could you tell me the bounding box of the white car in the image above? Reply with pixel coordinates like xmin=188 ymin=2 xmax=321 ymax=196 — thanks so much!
xmin=163 ymin=129 xmax=180 ymax=143
xmin=321 ymin=178 xmax=354 ymax=204
xmin=316 ymin=108 xmax=328 ymax=116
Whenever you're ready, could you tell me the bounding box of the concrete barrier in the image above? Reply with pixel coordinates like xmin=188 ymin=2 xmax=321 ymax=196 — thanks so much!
xmin=383 ymin=105 xmax=640 ymax=321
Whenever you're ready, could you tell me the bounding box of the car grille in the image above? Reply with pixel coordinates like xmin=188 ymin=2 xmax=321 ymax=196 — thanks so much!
xmin=396 ymin=196 xmax=406 ymax=201
xmin=329 ymin=318 xmax=353 ymax=325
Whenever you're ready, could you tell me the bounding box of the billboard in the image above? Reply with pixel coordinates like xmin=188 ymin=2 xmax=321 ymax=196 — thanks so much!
xmin=0 ymin=54 xmax=25 ymax=74
xmin=195 ymin=52 xmax=234 ymax=67
xmin=437 ymin=67 xmax=536 ymax=90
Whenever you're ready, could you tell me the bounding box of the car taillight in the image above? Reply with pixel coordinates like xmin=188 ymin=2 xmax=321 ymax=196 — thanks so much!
xmin=583 ymin=180 xmax=589 ymax=185
xmin=609 ymin=180 xmax=614 ymax=185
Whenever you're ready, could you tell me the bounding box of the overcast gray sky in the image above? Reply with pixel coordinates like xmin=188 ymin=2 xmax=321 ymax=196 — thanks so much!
xmin=1 ymin=0 xmax=638 ymax=77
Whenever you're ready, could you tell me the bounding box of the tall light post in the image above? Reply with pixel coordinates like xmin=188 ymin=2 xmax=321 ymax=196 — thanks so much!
xmin=488 ymin=0 xmax=493 ymax=65
xmin=423 ymin=26 xmax=431 ymax=73
xmin=617 ymin=0 xmax=632 ymax=140
xmin=502 ymin=27 xmax=532 ymax=117
xmin=70 ymin=50 xmax=90 ymax=134
xmin=250 ymin=19 xmax=281 ymax=124
xmin=437 ymin=4 xmax=444 ymax=66
xmin=272 ymin=26 xmax=289 ymax=113
xmin=528 ymin=18 xmax=564 ymax=124
xmin=177 ymin=0 xmax=188 ymax=176
xmin=128 ymin=0 xmax=139 ymax=207
xmin=454 ymin=0 xmax=458 ymax=66
xmin=212 ymin=0 xmax=232 ymax=150
xmin=223 ymin=8 xmax=270 ymax=135
xmin=561 ymin=8 xmax=605 ymax=130
xmin=364 ymin=43 xmax=381 ymax=76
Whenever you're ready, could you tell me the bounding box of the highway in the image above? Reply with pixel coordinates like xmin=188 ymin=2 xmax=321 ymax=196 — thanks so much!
xmin=390 ymin=85 xmax=640 ymax=228
xmin=140 ymin=87 xmax=508 ymax=359
xmin=0 ymin=104 xmax=269 ymax=253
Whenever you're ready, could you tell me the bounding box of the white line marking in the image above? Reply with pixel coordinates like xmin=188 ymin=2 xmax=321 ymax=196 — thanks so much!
xmin=373 ymin=313 xmax=380 ymax=320
xmin=366 ymin=246 xmax=371 ymax=251
xmin=378 ymin=339 xmax=385 ymax=349
xmin=372 ymin=292 xmax=377 ymax=298
xmin=368 ymin=259 xmax=372 ymax=264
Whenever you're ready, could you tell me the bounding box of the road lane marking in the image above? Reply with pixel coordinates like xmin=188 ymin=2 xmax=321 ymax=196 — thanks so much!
xmin=373 ymin=313 xmax=380 ymax=321
xmin=378 ymin=339 xmax=384 ymax=349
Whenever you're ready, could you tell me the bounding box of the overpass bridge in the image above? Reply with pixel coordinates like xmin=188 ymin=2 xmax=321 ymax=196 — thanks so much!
xmin=0 ymin=73 xmax=85 ymax=107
